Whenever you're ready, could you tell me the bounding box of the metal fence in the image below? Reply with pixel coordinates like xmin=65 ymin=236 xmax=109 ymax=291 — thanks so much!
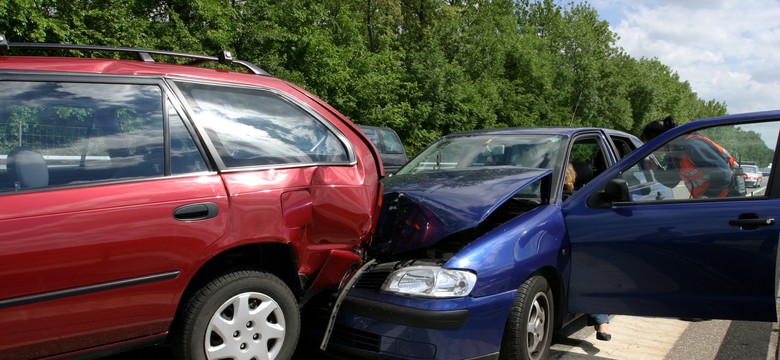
xmin=1 ymin=122 xmax=91 ymax=154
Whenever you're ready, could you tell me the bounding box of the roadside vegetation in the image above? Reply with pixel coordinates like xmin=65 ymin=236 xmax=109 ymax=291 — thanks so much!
xmin=0 ymin=0 xmax=736 ymax=155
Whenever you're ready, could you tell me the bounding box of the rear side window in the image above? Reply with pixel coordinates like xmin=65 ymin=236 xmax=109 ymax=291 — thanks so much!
xmin=175 ymin=82 xmax=349 ymax=168
xmin=0 ymin=81 xmax=201 ymax=193
xmin=609 ymin=135 xmax=639 ymax=159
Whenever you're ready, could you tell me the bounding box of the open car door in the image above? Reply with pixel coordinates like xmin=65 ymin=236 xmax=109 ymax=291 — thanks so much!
xmin=564 ymin=112 xmax=780 ymax=322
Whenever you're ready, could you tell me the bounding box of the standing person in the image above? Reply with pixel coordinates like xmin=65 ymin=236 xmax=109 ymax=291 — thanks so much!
xmin=640 ymin=115 xmax=678 ymax=144
xmin=641 ymin=116 xmax=744 ymax=198
xmin=564 ymin=163 xmax=612 ymax=341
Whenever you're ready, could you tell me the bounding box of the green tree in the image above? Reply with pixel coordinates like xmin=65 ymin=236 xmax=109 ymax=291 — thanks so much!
xmin=0 ymin=0 xmax=736 ymax=154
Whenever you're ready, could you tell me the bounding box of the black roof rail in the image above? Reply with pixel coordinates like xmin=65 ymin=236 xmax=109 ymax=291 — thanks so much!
xmin=0 ymin=34 xmax=270 ymax=76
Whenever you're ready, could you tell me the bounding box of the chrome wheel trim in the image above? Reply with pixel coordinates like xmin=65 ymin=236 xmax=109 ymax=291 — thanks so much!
xmin=205 ymin=292 xmax=286 ymax=360
xmin=525 ymin=292 xmax=549 ymax=360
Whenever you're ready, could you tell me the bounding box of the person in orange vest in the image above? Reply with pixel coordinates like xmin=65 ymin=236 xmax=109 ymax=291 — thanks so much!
xmin=641 ymin=116 xmax=744 ymax=198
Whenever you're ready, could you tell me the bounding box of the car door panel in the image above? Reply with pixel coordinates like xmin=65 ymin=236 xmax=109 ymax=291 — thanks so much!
xmin=0 ymin=175 xmax=228 ymax=357
xmin=565 ymin=199 xmax=778 ymax=321
xmin=565 ymin=115 xmax=780 ymax=322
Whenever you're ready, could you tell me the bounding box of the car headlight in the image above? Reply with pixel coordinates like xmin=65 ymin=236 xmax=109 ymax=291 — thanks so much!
xmin=382 ymin=266 xmax=477 ymax=298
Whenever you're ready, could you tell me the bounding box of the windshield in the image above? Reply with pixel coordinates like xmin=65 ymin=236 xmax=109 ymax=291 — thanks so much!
xmin=743 ymin=165 xmax=759 ymax=173
xmin=397 ymin=134 xmax=568 ymax=178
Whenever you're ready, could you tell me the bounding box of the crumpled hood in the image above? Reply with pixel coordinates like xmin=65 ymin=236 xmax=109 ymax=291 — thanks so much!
xmin=370 ymin=167 xmax=551 ymax=257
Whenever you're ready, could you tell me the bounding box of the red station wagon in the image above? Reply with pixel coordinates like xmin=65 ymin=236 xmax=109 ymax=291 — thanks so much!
xmin=0 ymin=36 xmax=382 ymax=360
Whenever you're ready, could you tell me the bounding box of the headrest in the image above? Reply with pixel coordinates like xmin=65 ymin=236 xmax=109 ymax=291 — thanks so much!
xmin=7 ymin=147 xmax=49 ymax=189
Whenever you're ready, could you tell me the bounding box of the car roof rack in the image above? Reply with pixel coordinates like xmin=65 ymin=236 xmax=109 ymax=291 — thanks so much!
xmin=0 ymin=33 xmax=270 ymax=76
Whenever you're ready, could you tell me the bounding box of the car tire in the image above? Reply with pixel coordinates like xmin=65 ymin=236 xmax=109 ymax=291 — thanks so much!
xmin=499 ymin=275 xmax=553 ymax=360
xmin=172 ymin=269 xmax=300 ymax=360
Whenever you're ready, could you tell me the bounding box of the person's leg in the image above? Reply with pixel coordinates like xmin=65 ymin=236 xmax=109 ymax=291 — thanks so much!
xmin=587 ymin=314 xmax=611 ymax=341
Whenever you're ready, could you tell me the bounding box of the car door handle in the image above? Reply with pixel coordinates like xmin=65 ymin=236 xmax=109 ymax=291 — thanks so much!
xmin=728 ymin=218 xmax=776 ymax=227
xmin=173 ymin=202 xmax=219 ymax=221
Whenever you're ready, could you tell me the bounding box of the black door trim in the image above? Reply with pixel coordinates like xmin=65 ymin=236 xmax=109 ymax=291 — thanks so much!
xmin=0 ymin=271 xmax=180 ymax=309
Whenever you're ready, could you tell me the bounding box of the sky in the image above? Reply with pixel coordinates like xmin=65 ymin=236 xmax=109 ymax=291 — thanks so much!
xmin=568 ymin=0 xmax=780 ymax=116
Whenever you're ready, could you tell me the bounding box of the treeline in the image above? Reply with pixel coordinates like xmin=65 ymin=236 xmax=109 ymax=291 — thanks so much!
xmin=702 ymin=126 xmax=774 ymax=167
xmin=1 ymin=0 xmax=728 ymax=153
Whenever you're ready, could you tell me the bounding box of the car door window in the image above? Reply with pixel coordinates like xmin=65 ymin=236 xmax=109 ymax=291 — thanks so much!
xmin=568 ymin=136 xmax=609 ymax=190
xmin=168 ymin=100 xmax=208 ymax=175
xmin=0 ymin=81 xmax=169 ymax=192
xmin=621 ymin=121 xmax=778 ymax=201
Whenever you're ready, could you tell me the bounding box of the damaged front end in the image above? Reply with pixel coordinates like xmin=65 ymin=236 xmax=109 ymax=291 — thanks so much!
xmin=369 ymin=167 xmax=552 ymax=262
xmin=347 ymin=167 xmax=553 ymax=303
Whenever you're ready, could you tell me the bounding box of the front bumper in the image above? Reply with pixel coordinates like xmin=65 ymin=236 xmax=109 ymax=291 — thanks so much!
xmin=343 ymin=296 xmax=469 ymax=329
xmin=328 ymin=289 xmax=517 ymax=360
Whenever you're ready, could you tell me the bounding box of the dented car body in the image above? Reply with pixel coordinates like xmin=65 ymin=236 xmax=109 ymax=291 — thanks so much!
xmin=323 ymin=118 xmax=780 ymax=360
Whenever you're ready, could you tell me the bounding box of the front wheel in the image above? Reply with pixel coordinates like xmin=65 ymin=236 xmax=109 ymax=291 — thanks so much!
xmin=173 ymin=270 xmax=300 ymax=360
xmin=499 ymin=275 xmax=554 ymax=360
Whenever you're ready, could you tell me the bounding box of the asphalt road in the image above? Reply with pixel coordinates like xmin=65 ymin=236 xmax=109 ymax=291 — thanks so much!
xmin=550 ymin=315 xmax=777 ymax=360
xmin=550 ymin=243 xmax=779 ymax=360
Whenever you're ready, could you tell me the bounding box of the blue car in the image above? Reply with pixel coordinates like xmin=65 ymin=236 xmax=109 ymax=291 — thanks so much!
xmin=319 ymin=114 xmax=780 ymax=360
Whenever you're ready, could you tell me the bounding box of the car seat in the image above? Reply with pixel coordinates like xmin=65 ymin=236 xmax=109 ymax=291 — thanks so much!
xmin=7 ymin=146 xmax=49 ymax=190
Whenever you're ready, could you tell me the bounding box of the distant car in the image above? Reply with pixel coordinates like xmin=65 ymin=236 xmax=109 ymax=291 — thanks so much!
xmin=317 ymin=114 xmax=780 ymax=360
xmin=0 ymin=38 xmax=383 ymax=359
xmin=742 ymin=164 xmax=764 ymax=187
xmin=358 ymin=125 xmax=408 ymax=174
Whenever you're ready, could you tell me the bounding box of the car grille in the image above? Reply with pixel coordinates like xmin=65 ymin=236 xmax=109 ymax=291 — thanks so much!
xmin=354 ymin=269 xmax=391 ymax=290
xmin=331 ymin=324 xmax=381 ymax=352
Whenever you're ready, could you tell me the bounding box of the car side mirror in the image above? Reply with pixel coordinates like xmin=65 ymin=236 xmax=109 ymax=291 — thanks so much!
xmin=588 ymin=178 xmax=631 ymax=208
xmin=604 ymin=178 xmax=630 ymax=202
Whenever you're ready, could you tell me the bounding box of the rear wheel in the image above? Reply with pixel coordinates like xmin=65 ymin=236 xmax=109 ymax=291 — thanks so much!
xmin=173 ymin=270 xmax=300 ymax=360
xmin=499 ymin=275 xmax=553 ymax=360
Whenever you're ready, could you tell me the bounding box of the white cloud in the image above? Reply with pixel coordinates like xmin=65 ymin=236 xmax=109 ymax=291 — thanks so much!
xmin=575 ymin=0 xmax=780 ymax=115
